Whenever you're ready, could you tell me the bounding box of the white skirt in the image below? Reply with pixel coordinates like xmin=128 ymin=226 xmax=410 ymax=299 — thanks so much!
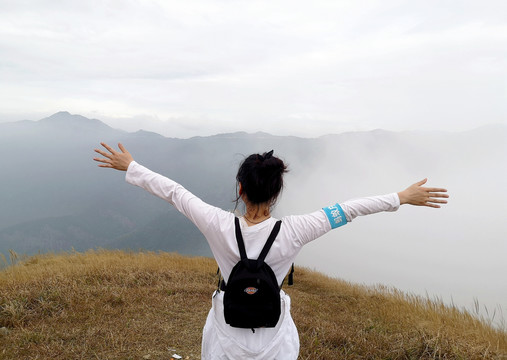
xmin=201 ymin=290 xmax=300 ymax=360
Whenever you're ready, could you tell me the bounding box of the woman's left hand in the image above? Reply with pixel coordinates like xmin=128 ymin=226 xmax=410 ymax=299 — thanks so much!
xmin=398 ymin=179 xmax=449 ymax=208
xmin=94 ymin=142 xmax=134 ymax=171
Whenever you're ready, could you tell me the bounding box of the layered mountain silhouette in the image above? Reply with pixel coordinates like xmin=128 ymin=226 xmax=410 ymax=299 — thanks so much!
xmin=1 ymin=112 xmax=505 ymax=260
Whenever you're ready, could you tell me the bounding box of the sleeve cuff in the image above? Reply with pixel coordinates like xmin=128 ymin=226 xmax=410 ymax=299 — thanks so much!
xmin=393 ymin=192 xmax=401 ymax=209
xmin=125 ymin=160 xmax=138 ymax=184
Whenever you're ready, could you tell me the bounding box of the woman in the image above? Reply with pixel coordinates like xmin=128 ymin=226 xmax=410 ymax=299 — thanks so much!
xmin=94 ymin=142 xmax=448 ymax=360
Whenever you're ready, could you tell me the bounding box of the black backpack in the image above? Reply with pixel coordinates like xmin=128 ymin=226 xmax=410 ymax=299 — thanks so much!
xmin=221 ymin=217 xmax=282 ymax=329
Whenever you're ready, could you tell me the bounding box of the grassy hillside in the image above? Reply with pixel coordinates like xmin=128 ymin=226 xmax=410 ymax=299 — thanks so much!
xmin=0 ymin=250 xmax=505 ymax=359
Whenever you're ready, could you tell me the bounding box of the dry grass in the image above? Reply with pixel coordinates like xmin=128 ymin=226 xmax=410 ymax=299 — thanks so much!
xmin=290 ymin=270 xmax=506 ymax=359
xmin=0 ymin=250 xmax=505 ymax=359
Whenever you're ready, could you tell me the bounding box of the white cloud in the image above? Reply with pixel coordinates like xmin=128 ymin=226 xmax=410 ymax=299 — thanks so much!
xmin=1 ymin=0 xmax=506 ymax=136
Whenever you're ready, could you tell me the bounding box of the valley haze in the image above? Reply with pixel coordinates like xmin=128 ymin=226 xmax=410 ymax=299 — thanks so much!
xmin=1 ymin=111 xmax=506 ymax=327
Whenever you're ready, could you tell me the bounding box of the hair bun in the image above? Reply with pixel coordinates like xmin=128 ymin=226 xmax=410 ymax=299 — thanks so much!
xmin=235 ymin=150 xmax=289 ymax=206
xmin=257 ymin=150 xmax=274 ymax=163
xmin=263 ymin=150 xmax=274 ymax=160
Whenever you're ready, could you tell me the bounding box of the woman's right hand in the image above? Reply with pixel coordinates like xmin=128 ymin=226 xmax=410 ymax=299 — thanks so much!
xmin=94 ymin=142 xmax=134 ymax=171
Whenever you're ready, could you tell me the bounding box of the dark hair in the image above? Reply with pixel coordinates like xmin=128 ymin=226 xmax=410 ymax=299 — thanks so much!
xmin=235 ymin=150 xmax=288 ymax=207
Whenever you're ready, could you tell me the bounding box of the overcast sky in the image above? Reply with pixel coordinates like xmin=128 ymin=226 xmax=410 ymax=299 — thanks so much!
xmin=1 ymin=0 xmax=506 ymax=137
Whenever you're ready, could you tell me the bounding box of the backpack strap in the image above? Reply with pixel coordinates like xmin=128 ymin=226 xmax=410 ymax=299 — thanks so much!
xmin=287 ymin=263 xmax=294 ymax=286
xmin=257 ymin=220 xmax=282 ymax=264
xmin=234 ymin=217 xmax=282 ymax=263
xmin=280 ymin=263 xmax=295 ymax=288
xmin=234 ymin=217 xmax=248 ymax=260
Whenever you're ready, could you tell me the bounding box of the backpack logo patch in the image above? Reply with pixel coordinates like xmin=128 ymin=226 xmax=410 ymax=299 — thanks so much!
xmin=244 ymin=287 xmax=258 ymax=295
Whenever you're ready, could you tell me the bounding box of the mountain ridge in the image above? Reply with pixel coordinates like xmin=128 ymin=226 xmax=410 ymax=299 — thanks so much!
xmin=1 ymin=111 xmax=506 ymax=270
xmin=4 ymin=111 xmax=504 ymax=139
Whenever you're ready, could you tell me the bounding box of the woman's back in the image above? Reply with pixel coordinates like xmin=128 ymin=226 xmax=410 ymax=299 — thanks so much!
xmin=94 ymin=143 xmax=448 ymax=359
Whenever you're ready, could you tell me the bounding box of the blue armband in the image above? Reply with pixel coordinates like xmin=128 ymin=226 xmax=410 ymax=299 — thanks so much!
xmin=323 ymin=203 xmax=347 ymax=229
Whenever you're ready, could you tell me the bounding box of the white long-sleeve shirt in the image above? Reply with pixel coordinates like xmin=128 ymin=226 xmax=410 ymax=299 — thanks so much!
xmin=125 ymin=161 xmax=400 ymax=359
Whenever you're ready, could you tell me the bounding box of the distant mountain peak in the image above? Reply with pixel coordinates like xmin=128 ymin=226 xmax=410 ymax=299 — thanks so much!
xmin=133 ymin=129 xmax=164 ymax=137
xmin=39 ymin=111 xmax=113 ymax=131
xmin=53 ymin=111 xmax=71 ymax=116
xmin=42 ymin=111 xmax=94 ymax=123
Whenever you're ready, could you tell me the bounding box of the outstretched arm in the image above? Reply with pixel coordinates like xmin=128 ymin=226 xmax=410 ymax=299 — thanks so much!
xmin=397 ymin=178 xmax=448 ymax=208
xmin=94 ymin=142 xmax=134 ymax=171
xmin=327 ymin=179 xmax=448 ymax=229
xmin=93 ymin=142 xmax=231 ymax=236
